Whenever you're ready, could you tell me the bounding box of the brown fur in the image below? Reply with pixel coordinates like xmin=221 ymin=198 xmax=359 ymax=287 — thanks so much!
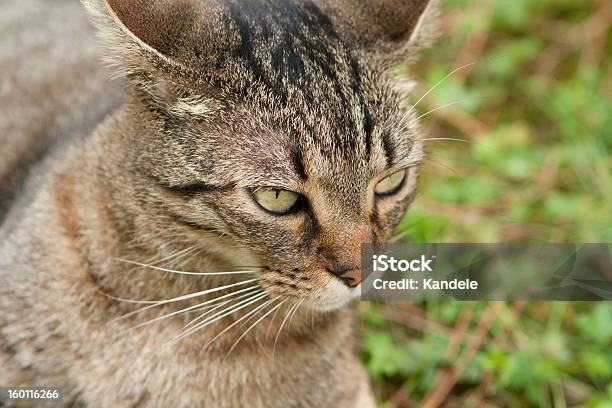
xmin=0 ymin=0 xmax=436 ymax=406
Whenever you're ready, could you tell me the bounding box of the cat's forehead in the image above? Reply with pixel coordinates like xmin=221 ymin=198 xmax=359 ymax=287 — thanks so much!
xmin=226 ymin=0 xmax=382 ymax=158
xmin=217 ymin=62 xmax=419 ymax=192
xmin=217 ymin=92 xmax=419 ymax=196
xmin=238 ymin=73 xmax=416 ymax=185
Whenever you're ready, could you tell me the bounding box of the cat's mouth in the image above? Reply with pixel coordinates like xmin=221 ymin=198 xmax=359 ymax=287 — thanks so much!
xmin=259 ymin=266 xmax=362 ymax=312
xmin=308 ymin=278 xmax=361 ymax=312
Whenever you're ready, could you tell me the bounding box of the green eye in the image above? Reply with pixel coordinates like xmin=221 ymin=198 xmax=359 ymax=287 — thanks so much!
xmin=253 ymin=188 xmax=300 ymax=214
xmin=374 ymin=169 xmax=406 ymax=195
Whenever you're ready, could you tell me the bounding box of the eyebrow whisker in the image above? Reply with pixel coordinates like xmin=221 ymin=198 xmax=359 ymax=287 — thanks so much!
xmin=407 ymin=62 xmax=476 ymax=116
xmin=415 ymin=99 xmax=471 ymax=120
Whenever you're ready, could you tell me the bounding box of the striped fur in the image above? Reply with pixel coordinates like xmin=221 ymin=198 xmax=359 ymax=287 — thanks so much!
xmin=0 ymin=0 xmax=436 ymax=406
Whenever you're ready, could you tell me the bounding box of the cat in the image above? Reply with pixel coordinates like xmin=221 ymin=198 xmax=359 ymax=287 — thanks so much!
xmin=0 ymin=0 xmax=436 ymax=406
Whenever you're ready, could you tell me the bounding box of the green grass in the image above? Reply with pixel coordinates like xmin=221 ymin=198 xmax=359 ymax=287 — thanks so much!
xmin=362 ymin=0 xmax=612 ymax=406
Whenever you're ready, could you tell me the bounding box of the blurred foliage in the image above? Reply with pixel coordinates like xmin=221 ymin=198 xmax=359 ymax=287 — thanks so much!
xmin=362 ymin=0 xmax=612 ymax=406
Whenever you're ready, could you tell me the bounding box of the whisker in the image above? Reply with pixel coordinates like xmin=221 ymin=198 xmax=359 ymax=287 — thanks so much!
xmin=148 ymin=244 xmax=200 ymax=266
xmin=175 ymin=294 xmax=259 ymax=336
xmin=223 ymin=301 xmax=283 ymax=361
xmin=264 ymin=304 xmax=283 ymax=342
xmin=427 ymin=158 xmax=460 ymax=174
xmin=171 ymin=292 xmax=269 ymax=343
xmin=287 ymin=299 xmax=305 ymax=331
xmin=115 ymin=258 xmax=258 ymax=276
xmin=122 ymin=286 xmax=262 ymax=331
xmin=234 ymin=297 xmax=275 ymax=332
xmin=182 ymin=289 xmax=264 ymax=330
xmin=389 ymin=229 xmax=410 ymax=243
xmin=423 ymin=137 xmax=470 ymax=143
xmin=204 ymin=298 xmax=279 ymax=352
xmin=416 ymin=99 xmax=471 ymax=120
xmin=273 ymin=302 xmax=301 ymax=359
xmin=310 ymin=309 xmax=315 ymax=331
xmin=107 ymin=278 xmax=259 ymax=320
xmin=407 ymin=62 xmax=476 ymax=115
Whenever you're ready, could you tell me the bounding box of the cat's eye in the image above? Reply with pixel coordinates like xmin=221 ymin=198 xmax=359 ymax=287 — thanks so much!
xmin=374 ymin=169 xmax=407 ymax=196
xmin=253 ymin=188 xmax=300 ymax=215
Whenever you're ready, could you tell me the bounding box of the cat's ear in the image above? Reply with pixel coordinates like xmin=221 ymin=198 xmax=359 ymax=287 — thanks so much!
xmin=83 ymin=0 xmax=177 ymax=77
xmin=82 ymin=0 xmax=233 ymax=116
xmin=82 ymin=0 xmax=228 ymax=84
xmin=320 ymin=0 xmax=437 ymax=63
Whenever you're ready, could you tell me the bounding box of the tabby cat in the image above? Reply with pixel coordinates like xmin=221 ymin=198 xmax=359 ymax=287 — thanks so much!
xmin=0 ymin=0 xmax=436 ymax=406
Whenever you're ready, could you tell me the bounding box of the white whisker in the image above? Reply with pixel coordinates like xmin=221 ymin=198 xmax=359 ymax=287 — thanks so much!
xmin=287 ymin=299 xmax=304 ymax=331
xmin=273 ymin=302 xmax=300 ymax=358
xmin=407 ymin=62 xmax=476 ymax=115
xmin=264 ymin=304 xmax=282 ymax=342
xmin=170 ymin=292 xmax=268 ymax=343
xmin=148 ymin=244 xmax=200 ymax=266
xmin=223 ymin=301 xmax=283 ymax=360
xmin=115 ymin=258 xmax=258 ymax=276
xmin=416 ymin=99 xmax=470 ymax=120
xmin=108 ymin=278 xmax=259 ymax=322
xmin=204 ymin=298 xmax=279 ymax=352
xmin=174 ymin=295 xmax=256 ymax=337
xmin=310 ymin=309 xmax=315 ymax=330
xmin=122 ymin=286 xmax=262 ymax=331
xmin=182 ymin=289 xmax=263 ymax=330
xmin=389 ymin=230 xmax=410 ymax=243
xmin=423 ymin=137 xmax=470 ymax=143
xmin=427 ymin=158 xmax=459 ymax=174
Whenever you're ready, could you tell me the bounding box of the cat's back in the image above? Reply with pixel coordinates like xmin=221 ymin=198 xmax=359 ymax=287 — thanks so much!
xmin=0 ymin=0 xmax=123 ymax=222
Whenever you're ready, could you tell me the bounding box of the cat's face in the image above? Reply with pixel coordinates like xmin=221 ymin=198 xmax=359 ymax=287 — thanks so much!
xmin=146 ymin=80 xmax=424 ymax=311
xmin=87 ymin=0 xmax=434 ymax=311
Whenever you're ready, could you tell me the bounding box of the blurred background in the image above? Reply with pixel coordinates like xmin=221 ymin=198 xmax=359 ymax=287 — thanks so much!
xmin=361 ymin=0 xmax=612 ymax=406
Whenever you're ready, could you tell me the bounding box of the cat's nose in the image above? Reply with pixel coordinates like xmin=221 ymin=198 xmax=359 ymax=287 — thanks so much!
xmin=327 ymin=264 xmax=362 ymax=288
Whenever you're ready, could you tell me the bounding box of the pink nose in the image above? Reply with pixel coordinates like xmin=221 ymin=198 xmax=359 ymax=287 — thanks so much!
xmin=338 ymin=269 xmax=362 ymax=287
xmin=328 ymin=265 xmax=362 ymax=287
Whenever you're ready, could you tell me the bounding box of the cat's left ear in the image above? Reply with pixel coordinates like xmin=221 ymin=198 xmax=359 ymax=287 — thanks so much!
xmin=319 ymin=0 xmax=438 ymax=63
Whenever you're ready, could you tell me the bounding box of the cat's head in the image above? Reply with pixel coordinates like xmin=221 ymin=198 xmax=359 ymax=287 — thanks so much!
xmin=85 ymin=0 xmax=436 ymax=311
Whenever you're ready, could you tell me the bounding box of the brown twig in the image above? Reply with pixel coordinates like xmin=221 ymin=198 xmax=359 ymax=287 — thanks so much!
xmin=451 ymin=2 xmax=493 ymax=83
xmin=579 ymin=0 xmax=612 ymax=69
xmin=425 ymin=103 xmax=491 ymax=137
xmin=386 ymin=387 xmax=420 ymax=408
xmin=380 ymin=306 xmax=452 ymax=339
xmin=419 ymin=302 xmax=503 ymax=408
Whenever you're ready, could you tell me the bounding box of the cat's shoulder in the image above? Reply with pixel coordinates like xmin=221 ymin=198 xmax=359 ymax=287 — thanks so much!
xmin=0 ymin=0 xmax=123 ymax=222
